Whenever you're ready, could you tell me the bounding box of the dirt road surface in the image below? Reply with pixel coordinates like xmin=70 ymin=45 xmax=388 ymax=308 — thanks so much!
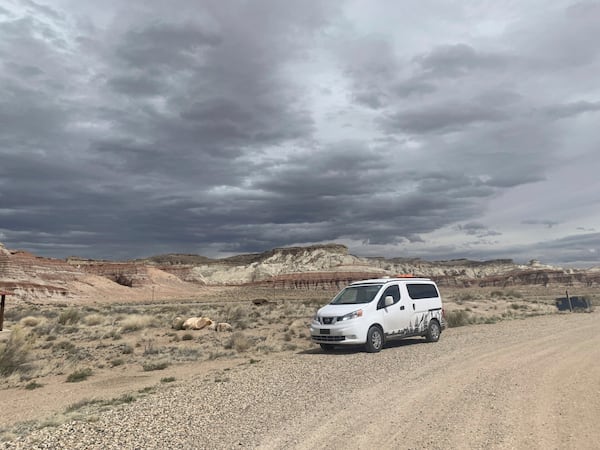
xmin=4 ymin=311 xmax=599 ymax=449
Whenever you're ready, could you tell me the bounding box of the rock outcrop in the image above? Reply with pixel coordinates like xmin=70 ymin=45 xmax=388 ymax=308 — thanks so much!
xmin=66 ymin=259 xmax=151 ymax=287
xmin=1 ymin=241 xmax=598 ymax=302
xmin=182 ymin=317 xmax=214 ymax=330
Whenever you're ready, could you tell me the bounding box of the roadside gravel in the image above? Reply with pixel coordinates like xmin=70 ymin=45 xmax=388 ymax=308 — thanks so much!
xmin=3 ymin=312 xmax=599 ymax=449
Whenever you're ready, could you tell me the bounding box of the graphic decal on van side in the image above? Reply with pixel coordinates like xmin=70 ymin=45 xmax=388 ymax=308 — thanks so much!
xmin=387 ymin=309 xmax=443 ymax=338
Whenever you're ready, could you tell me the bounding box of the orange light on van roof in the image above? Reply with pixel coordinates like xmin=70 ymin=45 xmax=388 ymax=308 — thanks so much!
xmin=395 ymin=274 xmax=415 ymax=278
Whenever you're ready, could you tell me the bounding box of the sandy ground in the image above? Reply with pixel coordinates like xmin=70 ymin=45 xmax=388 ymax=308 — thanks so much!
xmin=266 ymin=313 xmax=600 ymax=450
xmin=2 ymin=310 xmax=598 ymax=449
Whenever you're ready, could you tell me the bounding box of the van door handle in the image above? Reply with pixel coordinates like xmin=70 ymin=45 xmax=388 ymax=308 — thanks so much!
xmin=400 ymin=305 xmax=405 ymax=310
xmin=412 ymin=303 xmax=415 ymax=311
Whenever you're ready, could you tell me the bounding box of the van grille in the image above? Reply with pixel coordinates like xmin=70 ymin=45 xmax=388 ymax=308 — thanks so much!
xmin=313 ymin=335 xmax=345 ymax=342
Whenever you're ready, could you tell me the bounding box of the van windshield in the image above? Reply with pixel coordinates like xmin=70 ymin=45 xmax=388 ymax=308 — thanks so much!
xmin=330 ymin=284 xmax=383 ymax=305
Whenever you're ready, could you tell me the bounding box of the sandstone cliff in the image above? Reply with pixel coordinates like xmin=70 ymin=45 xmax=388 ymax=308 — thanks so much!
xmin=1 ymin=241 xmax=598 ymax=302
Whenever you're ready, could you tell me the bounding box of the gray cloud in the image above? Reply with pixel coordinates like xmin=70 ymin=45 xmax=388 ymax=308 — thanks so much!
xmin=522 ymin=220 xmax=560 ymax=229
xmin=382 ymin=101 xmax=509 ymax=134
xmin=0 ymin=0 xmax=599 ymax=266
xmin=415 ymin=43 xmax=510 ymax=78
xmin=457 ymin=223 xmax=502 ymax=238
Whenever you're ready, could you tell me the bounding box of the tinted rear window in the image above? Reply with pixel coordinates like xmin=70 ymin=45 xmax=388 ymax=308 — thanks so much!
xmin=407 ymin=283 xmax=439 ymax=299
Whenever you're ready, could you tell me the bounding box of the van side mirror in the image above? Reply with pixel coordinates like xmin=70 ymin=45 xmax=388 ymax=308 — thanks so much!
xmin=384 ymin=295 xmax=394 ymax=306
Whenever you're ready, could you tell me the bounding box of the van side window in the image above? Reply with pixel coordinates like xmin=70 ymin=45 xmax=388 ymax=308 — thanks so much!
xmin=377 ymin=285 xmax=400 ymax=309
xmin=407 ymin=283 xmax=439 ymax=300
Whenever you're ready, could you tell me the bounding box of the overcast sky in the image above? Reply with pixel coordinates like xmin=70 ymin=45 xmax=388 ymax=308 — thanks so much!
xmin=1 ymin=0 xmax=599 ymax=266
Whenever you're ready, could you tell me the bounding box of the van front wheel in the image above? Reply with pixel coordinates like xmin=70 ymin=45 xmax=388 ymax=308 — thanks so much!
xmin=365 ymin=326 xmax=383 ymax=353
xmin=426 ymin=320 xmax=441 ymax=342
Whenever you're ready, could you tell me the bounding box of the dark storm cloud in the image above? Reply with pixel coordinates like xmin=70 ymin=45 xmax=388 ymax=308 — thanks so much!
xmin=114 ymin=22 xmax=221 ymax=69
xmin=457 ymin=222 xmax=502 ymax=238
xmin=491 ymin=232 xmax=600 ymax=266
xmin=0 ymin=0 xmax=339 ymax=258
xmin=1 ymin=1 xmax=599 ymax=264
xmin=107 ymin=75 xmax=165 ymax=97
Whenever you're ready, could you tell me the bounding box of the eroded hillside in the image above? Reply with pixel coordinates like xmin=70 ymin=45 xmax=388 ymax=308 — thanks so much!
xmin=1 ymin=241 xmax=598 ymax=303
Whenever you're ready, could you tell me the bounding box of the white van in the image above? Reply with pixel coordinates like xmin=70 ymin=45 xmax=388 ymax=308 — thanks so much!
xmin=310 ymin=277 xmax=445 ymax=352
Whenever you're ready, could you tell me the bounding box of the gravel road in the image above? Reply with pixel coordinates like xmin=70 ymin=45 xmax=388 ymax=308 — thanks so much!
xmin=4 ymin=311 xmax=599 ymax=449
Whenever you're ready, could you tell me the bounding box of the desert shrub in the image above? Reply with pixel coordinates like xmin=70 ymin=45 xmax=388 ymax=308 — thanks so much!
xmin=65 ymin=398 xmax=102 ymax=413
xmin=505 ymin=290 xmax=523 ymax=298
xmin=181 ymin=333 xmax=194 ymax=341
xmin=53 ymin=340 xmax=77 ymax=354
xmin=484 ymin=316 xmax=501 ymax=324
xmin=58 ymin=308 xmax=80 ymax=325
xmin=138 ymin=387 xmax=154 ymax=394
xmin=24 ymin=380 xmax=44 ymax=390
xmin=222 ymin=305 xmax=249 ymax=330
xmin=171 ymin=317 xmax=185 ymax=330
xmin=174 ymin=347 xmax=201 ymax=361
xmin=454 ymin=293 xmax=476 ymax=303
xmin=61 ymin=325 xmax=80 ymax=334
xmin=446 ymin=310 xmax=470 ymax=328
xmin=110 ymin=358 xmax=124 ymax=367
xmin=66 ymin=368 xmax=92 ymax=382
xmin=141 ymin=339 xmax=158 ymax=355
xmin=142 ymin=360 xmax=169 ymax=371
xmin=83 ymin=314 xmax=105 ymax=326
xmin=161 ymin=376 xmax=176 ymax=383
xmin=103 ymin=328 xmax=122 ymax=340
xmin=490 ymin=290 xmax=504 ymax=298
xmin=0 ymin=327 xmax=33 ymax=375
xmin=226 ymin=332 xmax=252 ymax=352
xmin=19 ymin=316 xmax=41 ymax=327
xmin=119 ymin=315 xmax=158 ymax=332
xmin=33 ymin=321 xmax=56 ymax=336
xmin=120 ymin=343 xmax=134 ymax=354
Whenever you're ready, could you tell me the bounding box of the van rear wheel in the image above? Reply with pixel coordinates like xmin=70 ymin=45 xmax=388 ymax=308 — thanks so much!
xmin=426 ymin=320 xmax=441 ymax=342
xmin=365 ymin=326 xmax=383 ymax=353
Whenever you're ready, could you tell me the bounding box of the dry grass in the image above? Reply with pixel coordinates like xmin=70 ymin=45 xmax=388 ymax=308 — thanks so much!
xmin=119 ymin=315 xmax=158 ymax=332
xmin=0 ymin=284 xmax=595 ymax=392
xmin=0 ymin=327 xmax=33 ymax=376
xmin=66 ymin=368 xmax=93 ymax=383
xmin=226 ymin=332 xmax=252 ymax=352
xmin=19 ymin=317 xmax=42 ymax=328
xmin=57 ymin=309 xmax=80 ymax=325
xmin=83 ymin=314 xmax=105 ymax=326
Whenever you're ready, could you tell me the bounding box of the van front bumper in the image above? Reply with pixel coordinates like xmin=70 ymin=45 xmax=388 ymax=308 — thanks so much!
xmin=309 ymin=323 xmax=365 ymax=345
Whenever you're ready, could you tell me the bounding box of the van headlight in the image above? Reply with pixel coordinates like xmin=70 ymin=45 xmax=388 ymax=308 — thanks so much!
xmin=338 ymin=309 xmax=363 ymax=321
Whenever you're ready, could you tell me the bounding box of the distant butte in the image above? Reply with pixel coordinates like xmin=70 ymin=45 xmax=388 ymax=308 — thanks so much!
xmin=0 ymin=242 xmax=598 ymax=303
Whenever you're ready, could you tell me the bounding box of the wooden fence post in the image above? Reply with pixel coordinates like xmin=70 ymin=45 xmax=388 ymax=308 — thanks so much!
xmin=0 ymin=293 xmax=6 ymax=331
